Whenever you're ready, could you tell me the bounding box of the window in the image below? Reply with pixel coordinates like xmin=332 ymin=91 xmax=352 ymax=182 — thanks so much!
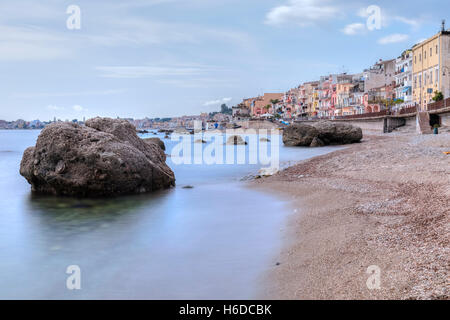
xmin=436 ymin=45 xmax=438 ymax=54
xmin=430 ymin=48 xmax=432 ymax=57
xmin=436 ymin=69 xmax=439 ymax=83
xmin=430 ymin=70 xmax=433 ymax=84
xmin=414 ymin=75 xmax=417 ymax=88
xmin=419 ymin=74 xmax=422 ymax=87
xmin=424 ymin=51 xmax=427 ymax=59
xmin=424 ymin=73 xmax=427 ymax=86
xmin=419 ymin=54 xmax=422 ymax=61
xmin=415 ymin=55 xmax=417 ymax=64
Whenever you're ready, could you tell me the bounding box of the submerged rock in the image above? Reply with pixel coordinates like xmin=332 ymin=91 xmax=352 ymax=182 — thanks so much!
xmin=283 ymin=121 xmax=362 ymax=147
xmin=20 ymin=117 xmax=175 ymax=197
xmin=226 ymin=135 xmax=247 ymax=145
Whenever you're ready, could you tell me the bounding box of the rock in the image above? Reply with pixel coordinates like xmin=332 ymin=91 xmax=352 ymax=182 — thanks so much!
xmin=182 ymin=185 xmax=194 ymax=189
xmin=173 ymin=127 xmax=190 ymax=135
xmin=144 ymin=137 xmax=166 ymax=151
xmin=195 ymin=139 xmax=207 ymax=144
xmin=310 ymin=137 xmax=325 ymax=147
xmin=260 ymin=137 xmax=271 ymax=142
xmin=312 ymin=121 xmax=362 ymax=145
xmin=282 ymin=123 xmax=318 ymax=146
xmin=227 ymin=135 xmax=247 ymax=145
xmin=258 ymin=167 xmax=279 ymax=176
xmin=283 ymin=121 xmax=362 ymax=147
xmin=20 ymin=118 xmax=175 ymax=197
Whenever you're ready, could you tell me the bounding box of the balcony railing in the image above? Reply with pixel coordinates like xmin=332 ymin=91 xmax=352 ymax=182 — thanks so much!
xmin=427 ymin=97 xmax=450 ymax=111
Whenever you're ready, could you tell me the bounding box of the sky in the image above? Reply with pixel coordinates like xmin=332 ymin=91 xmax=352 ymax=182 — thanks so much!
xmin=0 ymin=0 xmax=449 ymax=121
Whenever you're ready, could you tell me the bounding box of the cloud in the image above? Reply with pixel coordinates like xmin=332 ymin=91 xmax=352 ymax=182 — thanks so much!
xmin=378 ymin=33 xmax=409 ymax=45
xmin=265 ymin=0 xmax=339 ymax=27
xmin=96 ymin=64 xmax=222 ymax=78
xmin=0 ymin=25 xmax=72 ymax=61
xmin=46 ymin=105 xmax=65 ymax=111
xmin=13 ymin=89 xmax=127 ymax=99
xmin=203 ymin=97 xmax=232 ymax=106
xmin=392 ymin=16 xmax=421 ymax=29
xmin=341 ymin=23 xmax=366 ymax=35
xmin=73 ymin=105 xmax=87 ymax=112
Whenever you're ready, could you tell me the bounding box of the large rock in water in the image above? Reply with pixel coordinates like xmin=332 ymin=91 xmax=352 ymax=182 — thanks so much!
xmin=282 ymin=123 xmax=319 ymax=146
xmin=283 ymin=121 xmax=362 ymax=147
xmin=143 ymin=137 xmax=166 ymax=151
xmin=20 ymin=118 xmax=175 ymax=196
xmin=312 ymin=121 xmax=363 ymax=145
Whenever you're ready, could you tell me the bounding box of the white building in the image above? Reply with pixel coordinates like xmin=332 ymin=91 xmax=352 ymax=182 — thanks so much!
xmin=394 ymin=49 xmax=414 ymax=108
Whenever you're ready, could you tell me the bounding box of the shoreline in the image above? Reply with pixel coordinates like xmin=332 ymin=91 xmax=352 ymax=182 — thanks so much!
xmin=250 ymin=132 xmax=449 ymax=300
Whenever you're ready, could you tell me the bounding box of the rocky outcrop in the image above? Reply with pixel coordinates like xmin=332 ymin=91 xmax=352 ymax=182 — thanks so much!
xmin=144 ymin=137 xmax=166 ymax=151
xmin=283 ymin=121 xmax=362 ymax=147
xmin=226 ymin=135 xmax=247 ymax=145
xmin=20 ymin=118 xmax=175 ymax=197
xmin=282 ymin=124 xmax=319 ymax=146
xmin=312 ymin=121 xmax=363 ymax=145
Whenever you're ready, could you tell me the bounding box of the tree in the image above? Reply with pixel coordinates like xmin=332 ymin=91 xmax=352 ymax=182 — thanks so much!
xmin=220 ymin=104 xmax=232 ymax=115
xmin=270 ymin=99 xmax=280 ymax=105
xmin=432 ymin=91 xmax=444 ymax=102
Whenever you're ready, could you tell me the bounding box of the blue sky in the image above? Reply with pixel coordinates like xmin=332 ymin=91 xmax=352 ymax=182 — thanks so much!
xmin=0 ymin=0 xmax=449 ymax=121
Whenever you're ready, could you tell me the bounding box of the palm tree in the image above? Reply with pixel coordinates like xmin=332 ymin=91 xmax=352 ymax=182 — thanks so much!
xmin=270 ymin=99 xmax=280 ymax=113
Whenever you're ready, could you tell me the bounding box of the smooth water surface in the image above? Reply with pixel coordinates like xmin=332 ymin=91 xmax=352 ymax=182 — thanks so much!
xmin=0 ymin=130 xmax=339 ymax=299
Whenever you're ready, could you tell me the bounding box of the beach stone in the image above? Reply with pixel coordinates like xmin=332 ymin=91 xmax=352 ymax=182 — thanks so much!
xmin=282 ymin=123 xmax=318 ymax=146
xmin=312 ymin=121 xmax=363 ymax=145
xmin=144 ymin=137 xmax=166 ymax=151
xmin=20 ymin=117 xmax=175 ymax=197
xmin=227 ymin=135 xmax=247 ymax=145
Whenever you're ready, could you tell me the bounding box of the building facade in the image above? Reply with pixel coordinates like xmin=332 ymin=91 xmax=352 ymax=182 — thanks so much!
xmin=412 ymin=27 xmax=450 ymax=110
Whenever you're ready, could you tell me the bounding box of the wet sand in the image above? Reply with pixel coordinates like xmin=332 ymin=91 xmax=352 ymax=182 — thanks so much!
xmin=251 ymin=132 xmax=449 ymax=300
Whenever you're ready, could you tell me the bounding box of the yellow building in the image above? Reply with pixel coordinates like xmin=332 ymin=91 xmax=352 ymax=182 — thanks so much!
xmin=412 ymin=27 xmax=450 ymax=110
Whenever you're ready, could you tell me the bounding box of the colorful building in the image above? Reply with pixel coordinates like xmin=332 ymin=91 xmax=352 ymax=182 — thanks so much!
xmin=412 ymin=24 xmax=450 ymax=110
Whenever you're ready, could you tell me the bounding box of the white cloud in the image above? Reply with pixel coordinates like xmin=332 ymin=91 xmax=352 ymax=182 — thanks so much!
xmin=265 ymin=0 xmax=339 ymax=27
xmin=378 ymin=33 xmax=409 ymax=45
xmin=73 ymin=105 xmax=87 ymax=112
xmin=13 ymin=89 xmax=127 ymax=99
xmin=341 ymin=23 xmax=366 ymax=35
xmin=46 ymin=105 xmax=65 ymax=111
xmin=0 ymin=25 xmax=71 ymax=61
xmin=203 ymin=97 xmax=232 ymax=106
xmin=96 ymin=64 xmax=222 ymax=78
xmin=393 ymin=16 xmax=421 ymax=29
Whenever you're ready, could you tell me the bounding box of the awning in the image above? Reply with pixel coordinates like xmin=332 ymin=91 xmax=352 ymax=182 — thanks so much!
xmin=402 ymin=86 xmax=411 ymax=92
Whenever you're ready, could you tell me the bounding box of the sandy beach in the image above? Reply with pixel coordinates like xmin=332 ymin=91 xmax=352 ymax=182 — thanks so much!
xmin=252 ymin=131 xmax=449 ymax=300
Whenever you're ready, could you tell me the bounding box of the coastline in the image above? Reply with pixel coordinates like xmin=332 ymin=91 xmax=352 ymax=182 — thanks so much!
xmin=251 ymin=132 xmax=449 ymax=300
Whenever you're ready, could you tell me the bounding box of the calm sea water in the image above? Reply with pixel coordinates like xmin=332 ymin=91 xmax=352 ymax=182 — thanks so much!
xmin=0 ymin=130 xmax=339 ymax=299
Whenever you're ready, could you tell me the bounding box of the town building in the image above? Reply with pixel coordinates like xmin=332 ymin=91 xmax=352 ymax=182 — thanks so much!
xmin=394 ymin=49 xmax=414 ymax=110
xmin=412 ymin=22 xmax=450 ymax=110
